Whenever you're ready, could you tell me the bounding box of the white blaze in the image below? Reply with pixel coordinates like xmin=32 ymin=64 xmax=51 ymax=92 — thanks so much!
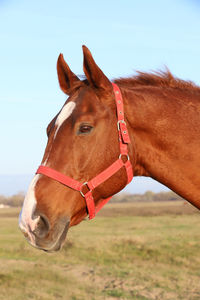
xmin=19 ymin=101 xmax=76 ymax=241
xmin=54 ymin=101 xmax=76 ymax=138
xmin=19 ymin=175 xmax=40 ymax=237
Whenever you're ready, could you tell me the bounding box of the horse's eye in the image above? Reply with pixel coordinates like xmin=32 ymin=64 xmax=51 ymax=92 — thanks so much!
xmin=78 ymin=124 xmax=93 ymax=135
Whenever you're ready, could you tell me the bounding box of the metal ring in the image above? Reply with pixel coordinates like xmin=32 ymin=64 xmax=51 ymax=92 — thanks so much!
xmin=119 ymin=153 xmax=130 ymax=161
xmin=80 ymin=182 xmax=89 ymax=197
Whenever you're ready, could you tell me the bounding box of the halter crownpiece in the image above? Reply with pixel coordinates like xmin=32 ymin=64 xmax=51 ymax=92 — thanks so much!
xmin=36 ymin=83 xmax=133 ymax=219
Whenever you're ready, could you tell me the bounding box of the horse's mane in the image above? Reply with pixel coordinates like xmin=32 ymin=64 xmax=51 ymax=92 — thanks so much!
xmin=74 ymin=69 xmax=200 ymax=93
xmin=114 ymin=69 xmax=200 ymax=91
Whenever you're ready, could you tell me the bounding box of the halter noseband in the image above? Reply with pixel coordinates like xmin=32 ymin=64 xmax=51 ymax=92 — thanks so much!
xmin=36 ymin=83 xmax=133 ymax=219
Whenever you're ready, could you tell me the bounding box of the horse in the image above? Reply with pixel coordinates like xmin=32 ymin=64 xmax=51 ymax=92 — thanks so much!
xmin=19 ymin=46 xmax=200 ymax=252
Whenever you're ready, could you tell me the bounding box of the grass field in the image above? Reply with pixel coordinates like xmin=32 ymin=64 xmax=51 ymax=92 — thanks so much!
xmin=0 ymin=201 xmax=200 ymax=300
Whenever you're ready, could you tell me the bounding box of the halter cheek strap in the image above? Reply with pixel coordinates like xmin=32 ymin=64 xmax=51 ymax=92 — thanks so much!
xmin=36 ymin=83 xmax=133 ymax=219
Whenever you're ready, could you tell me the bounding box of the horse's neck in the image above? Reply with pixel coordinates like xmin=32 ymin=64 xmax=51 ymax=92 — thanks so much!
xmin=123 ymin=86 xmax=200 ymax=209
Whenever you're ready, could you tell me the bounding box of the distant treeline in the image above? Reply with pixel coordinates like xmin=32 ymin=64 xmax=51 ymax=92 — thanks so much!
xmin=0 ymin=192 xmax=25 ymax=207
xmin=0 ymin=190 xmax=185 ymax=207
xmin=111 ymin=190 xmax=184 ymax=203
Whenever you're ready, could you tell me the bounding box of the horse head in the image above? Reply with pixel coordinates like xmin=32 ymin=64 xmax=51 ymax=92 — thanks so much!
xmin=19 ymin=46 xmax=134 ymax=251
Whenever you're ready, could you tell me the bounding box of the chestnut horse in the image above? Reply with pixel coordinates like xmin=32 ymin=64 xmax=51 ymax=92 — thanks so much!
xmin=19 ymin=46 xmax=200 ymax=252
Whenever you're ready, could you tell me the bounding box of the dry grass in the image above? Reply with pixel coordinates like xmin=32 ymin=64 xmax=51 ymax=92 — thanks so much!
xmin=97 ymin=200 xmax=199 ymax=217
xmin=0 ymin=202 xmax=200 ymax=299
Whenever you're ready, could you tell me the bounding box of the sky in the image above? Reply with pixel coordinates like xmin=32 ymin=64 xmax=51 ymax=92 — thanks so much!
xmin=0 ymin=0 xmax=200 ymax=194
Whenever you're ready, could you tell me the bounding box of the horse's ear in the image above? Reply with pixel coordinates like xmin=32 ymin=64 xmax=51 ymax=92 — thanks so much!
xmin=57 ymin=54 xmax=80 ymax=95
xmin=82 ymin=45 xmax=112 ymax=93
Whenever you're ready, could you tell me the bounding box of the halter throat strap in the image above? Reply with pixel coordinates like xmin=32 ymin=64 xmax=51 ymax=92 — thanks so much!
xmin=36 ymin=83 xmax=133 ymax=219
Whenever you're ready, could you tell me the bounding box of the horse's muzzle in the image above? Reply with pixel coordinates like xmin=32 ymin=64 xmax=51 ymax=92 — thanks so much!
xmin=19 ymin=213 xmax=70 ymax=252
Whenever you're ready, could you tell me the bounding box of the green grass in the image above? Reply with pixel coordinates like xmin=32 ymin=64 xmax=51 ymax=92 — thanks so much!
xmin=0 ymin=205 xmax=200 ymax=299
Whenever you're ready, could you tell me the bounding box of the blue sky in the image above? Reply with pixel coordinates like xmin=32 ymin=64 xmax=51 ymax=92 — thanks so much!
xmin=0 ymin=0 xmax=200 ymax=194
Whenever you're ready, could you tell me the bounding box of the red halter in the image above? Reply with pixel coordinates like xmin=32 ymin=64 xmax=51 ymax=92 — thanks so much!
xmin=36 ymin=83 xmax=133 ymax=219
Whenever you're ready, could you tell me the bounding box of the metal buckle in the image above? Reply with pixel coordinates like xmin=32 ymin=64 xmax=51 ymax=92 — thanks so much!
xmin=117 ymin=120 xmax=126 ymax=131
xmin=80 ymin=182 xmax=90 ymax=197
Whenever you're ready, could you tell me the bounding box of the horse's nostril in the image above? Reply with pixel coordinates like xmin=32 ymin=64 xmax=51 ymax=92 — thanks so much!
xmin=33 ymin=214 xmax=50 ymax=239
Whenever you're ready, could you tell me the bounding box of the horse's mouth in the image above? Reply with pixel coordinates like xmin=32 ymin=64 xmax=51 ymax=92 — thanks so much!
xmin=42 ymin=219 xmax=70 ymax=252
